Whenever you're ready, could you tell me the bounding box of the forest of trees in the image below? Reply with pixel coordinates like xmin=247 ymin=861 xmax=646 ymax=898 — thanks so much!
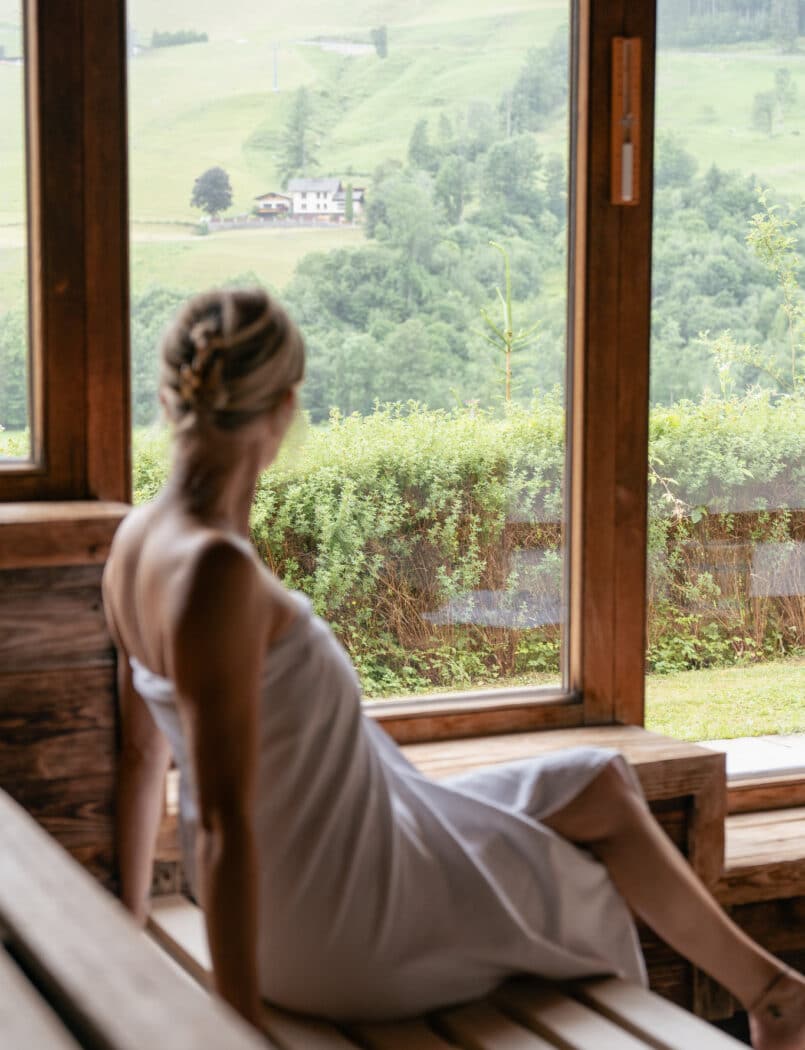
xmin=659 ymin=0 xmax=805 ymax=46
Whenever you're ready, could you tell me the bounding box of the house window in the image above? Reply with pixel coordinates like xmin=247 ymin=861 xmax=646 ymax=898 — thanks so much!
xmin=0 ymin=1 xmax=129 ymax=503
xmin=126 ymin=0 xmax=580 ymax=724
xmin=3 ymin=0 xmax=655 ymax=741
xmin=0 ymin=5 xmax=30 ymax=462
xmin=646 ymin=0 xmax=804 ymax=744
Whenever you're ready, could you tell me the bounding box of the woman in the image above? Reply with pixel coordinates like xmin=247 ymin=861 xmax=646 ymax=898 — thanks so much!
xmin=103 ymin=288 xmax=804 ymax=1049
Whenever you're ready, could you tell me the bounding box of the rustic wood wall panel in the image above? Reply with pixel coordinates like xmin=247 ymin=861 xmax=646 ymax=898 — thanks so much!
xmin=0 ymin=567 xmax=111 ymax=672
xmin=0 ymin=566 xmax=117 ymax=888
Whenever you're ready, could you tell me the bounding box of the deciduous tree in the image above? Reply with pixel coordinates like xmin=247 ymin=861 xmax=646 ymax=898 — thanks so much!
xmin=190 ymin=166 xmax=233 ymax=218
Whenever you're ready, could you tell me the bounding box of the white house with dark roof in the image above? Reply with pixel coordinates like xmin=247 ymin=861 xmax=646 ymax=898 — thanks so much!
xmin=287 ymin=177 xmax=343 ymax=217
xmin=253 ymin=179 xmax=366 ymax=222
xmin=286 ymin=178 xmax=366 ymax=220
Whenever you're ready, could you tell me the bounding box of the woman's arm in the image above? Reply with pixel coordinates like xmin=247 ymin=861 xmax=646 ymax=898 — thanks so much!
xmin=170 ymin=540 xmax=265 ymax=1030
xmin=103 ymin=583 xmax=171 ymax=922
xmin=115 ymin=657 xmax=172 ymax=921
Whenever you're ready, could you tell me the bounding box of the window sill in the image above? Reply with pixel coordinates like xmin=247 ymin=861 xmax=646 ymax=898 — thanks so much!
xmin=0 ymin=501 xmax=129 ymax=569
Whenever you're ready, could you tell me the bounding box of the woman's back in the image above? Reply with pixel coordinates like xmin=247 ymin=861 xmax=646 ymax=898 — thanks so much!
xmin=103 ymin=500 xmax=297 ymax=679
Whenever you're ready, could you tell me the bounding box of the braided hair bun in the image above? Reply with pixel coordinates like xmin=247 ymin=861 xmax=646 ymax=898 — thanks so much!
xmin=160 ymin=288 xmax=304 ymax=432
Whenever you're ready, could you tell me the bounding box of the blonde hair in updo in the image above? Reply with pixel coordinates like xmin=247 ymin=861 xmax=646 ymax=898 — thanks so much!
xmin=160 ymin=288 xmax=305 ymax=432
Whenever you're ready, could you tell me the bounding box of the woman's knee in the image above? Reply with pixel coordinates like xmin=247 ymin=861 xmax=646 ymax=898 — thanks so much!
xmin=545 ymin=757 xmax=643 ymax=844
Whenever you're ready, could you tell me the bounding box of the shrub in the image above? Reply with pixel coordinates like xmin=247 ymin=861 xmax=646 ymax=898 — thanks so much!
xmin=151 ymin=30 xmax=208 ymax=49
xmin=133 ymin=392 xmax=804 ymax=694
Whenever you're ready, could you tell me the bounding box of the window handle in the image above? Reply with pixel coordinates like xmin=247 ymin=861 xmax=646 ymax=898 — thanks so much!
xmin=611 ymin=36 xmax=641 ymax=206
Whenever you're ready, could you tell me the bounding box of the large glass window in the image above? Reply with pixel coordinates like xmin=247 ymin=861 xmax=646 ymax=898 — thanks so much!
xmin=0 ymin=3 xmax=30 ymax=461
xmin=647 ymin=0 xmax=804 ymax=743
xmin=127 ymin=4 xmax=572 ymax=704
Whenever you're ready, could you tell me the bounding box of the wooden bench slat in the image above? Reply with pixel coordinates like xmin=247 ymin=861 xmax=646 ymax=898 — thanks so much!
xmin=149 ymin=894 xmax=744 ymax=1050
xmin=150 ymin=895 xmax=357 ymax=1049
xmin=0 ymin=791 xmax=270 ymax=1050
xmin=494 ymin=980 xmax=655 ymax=1050
xmin=262 ymin=1003 xmax=362 ymax=1050
xmin=148 ymin=894 xmax=212 ymax=988
xmin=575 ymin=977 xmax=745 ymax=1050
xmin=0 ymin=947 xmax=83 ymax=1049
xmin=352 ymin=1018 xmax=460 ymax=1050
xmin=436 ymin=999 xmax=560 ymax=1049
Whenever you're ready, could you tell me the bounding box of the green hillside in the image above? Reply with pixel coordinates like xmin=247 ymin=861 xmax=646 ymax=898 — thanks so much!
xmin=3 ymin=1 xmax=802 ymax=226
xmin=0 ymin=0 xmax=802 ymax=308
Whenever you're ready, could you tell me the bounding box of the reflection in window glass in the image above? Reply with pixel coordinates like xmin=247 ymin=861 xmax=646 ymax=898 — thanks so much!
xmin=647 ymin=0 xmax=804 ymax=743
xmin=0 ymin=3 xmax=30 ymax=460
xmin=128 ymin=4 xmax=570 ymax=701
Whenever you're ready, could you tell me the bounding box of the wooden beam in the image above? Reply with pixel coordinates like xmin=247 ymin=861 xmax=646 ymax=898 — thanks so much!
xmin=0 ymin=501 xmax=127 ymax=567
xmin=568 ymin=0 xmax=656 ymax=727
xmin=83 ymin=0 xmax=131 ymax=503
xmin=0 ymin=0 xmax=130 ymax=503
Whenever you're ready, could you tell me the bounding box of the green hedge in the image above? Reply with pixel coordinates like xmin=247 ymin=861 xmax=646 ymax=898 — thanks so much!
xmin=133 ymin=392 xmax=804 ymax=695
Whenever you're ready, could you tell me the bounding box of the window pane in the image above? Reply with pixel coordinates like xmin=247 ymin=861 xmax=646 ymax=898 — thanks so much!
xmin=128 ymin=4 xmax=571 ymax=702
xmin=0 ymin=3 xmax=30 ymax=460
xmin=647 ymin=1 xmax=804 ymax=746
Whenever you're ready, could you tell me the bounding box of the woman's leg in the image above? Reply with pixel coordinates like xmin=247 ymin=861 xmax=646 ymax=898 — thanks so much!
xmin=543 ymin=759 xmax=805 ymax=1050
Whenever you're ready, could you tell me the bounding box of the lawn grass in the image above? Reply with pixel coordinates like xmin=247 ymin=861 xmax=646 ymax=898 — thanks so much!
xmin=372 ymin=659 xmax=805 ymax=741
xmin=0 ymin=223 xmax=365 ymax=314
xmin=130 ymin=223 xmax=366 ymax=294
xmin=645 ymin=658 xmax=805 ymax=741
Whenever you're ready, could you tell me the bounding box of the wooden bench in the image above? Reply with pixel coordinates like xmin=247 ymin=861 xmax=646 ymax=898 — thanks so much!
xmin=149 ymin=894 xmax=745 ymax=1049
xmin=151 ymin=725 xmax=731 ymax=1013
xmin=0 ymin=774 xmax=746 ymax=1049
xmin=0 ymin=789 xmax=267 ymax=1049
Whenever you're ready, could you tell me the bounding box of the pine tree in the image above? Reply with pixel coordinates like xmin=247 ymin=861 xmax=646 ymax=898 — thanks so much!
xmin=771 ymin=0 xmax=799 ymax=52
xmin=345 ymin=183 xmax=354 ymax=223
xmin=280 ymin=87 xmax=318 ymax=184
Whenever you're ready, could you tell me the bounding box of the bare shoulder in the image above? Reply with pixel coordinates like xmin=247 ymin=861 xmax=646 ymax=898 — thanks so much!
xmin=102 ymin=504 xmax=158 ymax=642
xmin=167 ymin=535 xmax=270 ymax=695
xmin=171 ymin=532 xmax=262 ymax=622
xmin=103 ymin=503 xmax=157 ymax=589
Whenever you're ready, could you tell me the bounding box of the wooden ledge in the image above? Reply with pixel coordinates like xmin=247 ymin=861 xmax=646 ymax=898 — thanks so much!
xmin=0 ymin=501 xmax=129 ymax=569
xmin=728 ymin=772 xmax=805 ymax=815
xmin=717 ymin=807 xmax=805 ymax=906
xmin=402 ymin=725 xmax=721 ymax=787
xmin=402 ymin=725 xmax=727 ymax=886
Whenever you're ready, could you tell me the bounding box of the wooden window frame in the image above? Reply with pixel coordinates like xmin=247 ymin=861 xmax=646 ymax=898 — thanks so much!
xmin=375 ymin=0 xmax=657 ymax=743
xmin=0 ymin=0 xmax=130 ymax=505
xmin=2 ymin=0 xmax=657 ymax=740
